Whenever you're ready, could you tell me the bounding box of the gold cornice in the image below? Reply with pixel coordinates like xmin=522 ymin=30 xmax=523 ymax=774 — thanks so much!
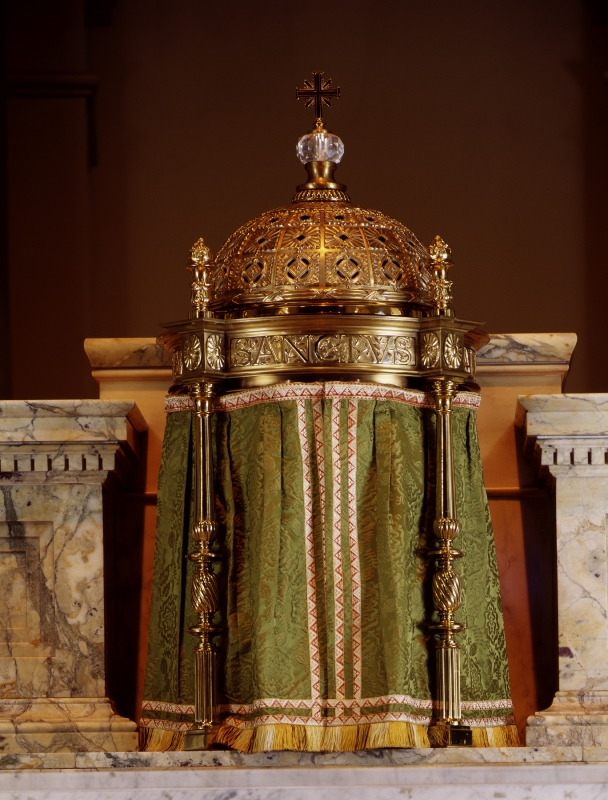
xmin=158 ymin=313 xmax=480 ymax=392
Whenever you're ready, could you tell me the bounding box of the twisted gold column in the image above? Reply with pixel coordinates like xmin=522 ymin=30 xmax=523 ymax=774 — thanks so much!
xmin=183 ymin=381 xmax=220 ymax=750
xmin=428 ymin=378 xmax=472 ymax=747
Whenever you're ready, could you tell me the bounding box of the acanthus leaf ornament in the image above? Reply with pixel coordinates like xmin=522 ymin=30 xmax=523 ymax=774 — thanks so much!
xmin=428 ymin=235 xmax=454 ymax=317
xmin=187 ymin=238 xmax=215 ymax=319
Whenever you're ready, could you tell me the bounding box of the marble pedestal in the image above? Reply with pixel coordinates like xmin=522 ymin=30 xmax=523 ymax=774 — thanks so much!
xmin=518 ymin=394 xmax=608 ymax=746
xmin=0 ymin=401 xmax=143 ymax=753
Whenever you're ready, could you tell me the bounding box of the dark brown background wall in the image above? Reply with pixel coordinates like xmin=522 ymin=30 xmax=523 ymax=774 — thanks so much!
xmin=2 ymin=0 xmax=607 ymax=399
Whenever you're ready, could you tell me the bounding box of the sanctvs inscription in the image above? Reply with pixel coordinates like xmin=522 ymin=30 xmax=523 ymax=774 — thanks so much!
xmin=230 ymin=334 xmax=416 ymax=368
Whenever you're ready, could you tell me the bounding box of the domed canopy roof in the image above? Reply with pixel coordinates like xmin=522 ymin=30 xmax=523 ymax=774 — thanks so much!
xmin=203 ymin=73 xmax=441 ymax=318
xmin=211 ymin=201 xmax=432 ymax=315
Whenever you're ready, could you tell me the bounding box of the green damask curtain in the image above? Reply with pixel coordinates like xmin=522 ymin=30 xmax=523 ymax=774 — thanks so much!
xmin=140 ymin=384 xmax=517 ymax=752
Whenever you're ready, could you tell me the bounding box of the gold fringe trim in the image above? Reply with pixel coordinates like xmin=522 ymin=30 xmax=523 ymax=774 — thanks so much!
xmin=217 ymin=721 xmax=521 ymax=753
xmin=472 ymin=724 xmax=521 ymax=748
xmin=216 ymin=721 xmax=430 ymax=753
xmin=139 ymin=726 xmax=185 ymax=752
xmin=139 ymin=720 xmax=521 ymax=753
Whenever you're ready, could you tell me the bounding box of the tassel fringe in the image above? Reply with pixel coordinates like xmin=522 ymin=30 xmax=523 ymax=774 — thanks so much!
xmin=218 ymin=721 xmax=428 ymax=753
xmin=139 ymin=721 xmax=521 ymax=753
xmin=139 ymin=726 xmax=185 ymax=752
xmin=217 ymin=721 xmax=522 ymax=753
xmin=471 ymin=724 xmax=521 ymax=747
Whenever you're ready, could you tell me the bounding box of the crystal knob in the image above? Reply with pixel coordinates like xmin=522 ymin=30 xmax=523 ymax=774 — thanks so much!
xmin=296 ymin=131 xmax=344 ymax=164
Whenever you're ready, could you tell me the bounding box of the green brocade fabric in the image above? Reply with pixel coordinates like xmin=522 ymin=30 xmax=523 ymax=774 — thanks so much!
xmin=141 ymin=385 xmax=514 ymax=749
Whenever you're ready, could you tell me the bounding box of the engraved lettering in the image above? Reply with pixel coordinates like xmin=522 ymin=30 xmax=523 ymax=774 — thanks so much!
xmin=351 ymin=335 xmax=375 ymax=363
xmin=394 ymin=336 xmax=415 ymax=365
xmin=231 ymin=337 xmax=260 ymax=367
xmin=230 ymin=332 xmax=419 ymax=371
xmin=284 ymin=336 xmax=309 ymax=364
xmin=255 ymin=336 xmax=283 ymax=365
xmin=368 ymin=336 xmax=390 ymax=364
xmin=315 ymin=335 xmax=348 ymax=362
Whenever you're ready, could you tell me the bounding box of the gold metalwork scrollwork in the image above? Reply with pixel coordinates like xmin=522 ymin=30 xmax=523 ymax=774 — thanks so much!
xmin=188 ymin=238 xmax=215 ymax=319
xmin=428 ymin=235 xmax=454 ymax=317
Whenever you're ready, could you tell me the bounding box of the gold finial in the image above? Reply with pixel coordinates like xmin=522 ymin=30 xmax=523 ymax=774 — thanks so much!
xmin=296 ymin=71 xmax=340 ymax=124
xmin=187 ymin=238 xmax=214 ymax=319
xmin=428 ymin=236 xmax=454 ymax=317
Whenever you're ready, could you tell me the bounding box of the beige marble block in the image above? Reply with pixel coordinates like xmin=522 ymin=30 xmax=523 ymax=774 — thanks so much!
xmin=0 ymin=400 xmax=143 ymax=753
xmin=519 ymin=394 xmax=608 ymax=746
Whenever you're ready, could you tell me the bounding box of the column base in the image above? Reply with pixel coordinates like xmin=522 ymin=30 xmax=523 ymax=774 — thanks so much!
xmin=428 ymin=722 xmax=473 ymax=747
xmin=526 ymin=691 xmax=608 ymax=747
xmin=183 ymin=725 xmax=217 ymax=750
xmin=0 ymin=698 xmax=138 ymax=753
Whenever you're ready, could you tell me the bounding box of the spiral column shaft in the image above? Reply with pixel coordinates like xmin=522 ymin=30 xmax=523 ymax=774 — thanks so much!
xmin=428 ymin=378 xmax=472 ymax=747
xmin=183 ymin=381 xmax=219 ymax=750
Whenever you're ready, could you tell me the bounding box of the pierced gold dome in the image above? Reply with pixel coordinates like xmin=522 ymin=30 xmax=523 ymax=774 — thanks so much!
xmin=210 ymin=201 xmax=433 ymax=316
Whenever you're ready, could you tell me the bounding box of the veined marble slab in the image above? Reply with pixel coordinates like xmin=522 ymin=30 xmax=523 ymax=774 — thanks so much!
xmin=3 ymin=761 xmax=608 ymax=800
xmin=84 ymin=338 xmax=172 ymax=369
xmin=0 ymin=745 xmax=582 ymax=770
xmin=518 ymin=393 xmax=608 ymax=438
xmin=0 ymin=400 xmax=146 ymax=444
xmin=477 ymin=333 xmax=576 ymax=364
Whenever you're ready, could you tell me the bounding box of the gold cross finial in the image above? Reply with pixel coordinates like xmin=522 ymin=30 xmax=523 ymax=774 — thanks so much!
xmin=296 ymin=71 xmax=340 ymax=122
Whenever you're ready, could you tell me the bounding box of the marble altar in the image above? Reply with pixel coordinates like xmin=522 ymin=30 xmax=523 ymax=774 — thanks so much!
xmin=519 ymin=394 xmax=608 ymax=747
xmin=8 ymin=335 xmax=608 ymax=798
xmin=0 ymin=400 xmax=142 ymax=753
xmin=83 ymin=332 xmax=576 ymax=737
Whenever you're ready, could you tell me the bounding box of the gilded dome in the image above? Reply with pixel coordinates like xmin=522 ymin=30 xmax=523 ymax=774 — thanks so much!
xmin=211 ymin=200 xmax=432 ymax=315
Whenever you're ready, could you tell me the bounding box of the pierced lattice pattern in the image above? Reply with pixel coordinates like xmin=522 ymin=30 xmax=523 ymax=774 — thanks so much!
xmin=211 ymin=202 xmax=431 ymax=311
